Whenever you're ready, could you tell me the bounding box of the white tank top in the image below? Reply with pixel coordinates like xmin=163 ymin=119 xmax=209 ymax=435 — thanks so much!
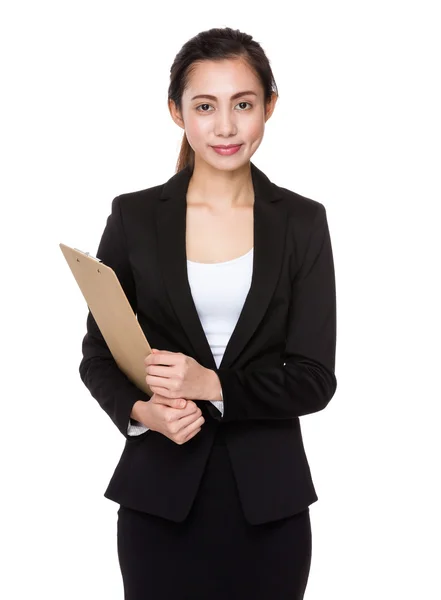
xmin=187 ymin=247 xmax=254 ymax=416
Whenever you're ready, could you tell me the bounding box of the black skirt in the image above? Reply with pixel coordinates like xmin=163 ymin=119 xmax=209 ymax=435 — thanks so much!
xmin=116 ymin=425 xmax=312 ymax=600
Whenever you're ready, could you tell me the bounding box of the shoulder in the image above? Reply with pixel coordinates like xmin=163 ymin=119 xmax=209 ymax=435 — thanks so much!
xmin=269 ymin=181 xmax=332 ymax=274
xmin=115 ymin=182 xmax=165 ymax=215
xmin=275 ymin=181 xmax=325 ymax=215
xmin=272 ymin=181 xmax=327 ymax=230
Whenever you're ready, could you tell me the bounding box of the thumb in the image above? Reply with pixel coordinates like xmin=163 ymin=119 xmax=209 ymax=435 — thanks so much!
xmin=153 ymin=394 xmax=187 ymax=408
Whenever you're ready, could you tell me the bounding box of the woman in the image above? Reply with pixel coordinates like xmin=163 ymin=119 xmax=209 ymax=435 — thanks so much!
xmin=79 ymin=26 xmax=337 ymax=599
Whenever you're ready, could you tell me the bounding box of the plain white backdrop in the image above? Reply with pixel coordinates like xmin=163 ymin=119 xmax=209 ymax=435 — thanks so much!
xmin=1 ymin=1 xmax=440 ymax=598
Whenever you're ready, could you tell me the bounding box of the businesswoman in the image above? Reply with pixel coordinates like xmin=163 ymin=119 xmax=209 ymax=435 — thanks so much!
xmin=79 ymin=26 xmax=337 ymax=600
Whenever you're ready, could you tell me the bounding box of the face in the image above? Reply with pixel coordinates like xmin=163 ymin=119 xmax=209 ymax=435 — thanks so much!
xmin=169 ymin=58 xmax=277 ymax=171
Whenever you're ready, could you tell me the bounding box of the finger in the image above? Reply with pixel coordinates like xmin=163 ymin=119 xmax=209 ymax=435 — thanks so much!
xmin=153 ymin=394 xmax=185 ymax=406
xmin=150 ymin=385 xmax=183 ymax=399
xmin=177 ymin=402 xmax=201 ymax=417
xmin=146 ymin=365 xmax=173 ymax=378
xmin=182 ymin=428 xmax=201 ymax=443
xmin=145 ymin=351 xmax=181 ymax=367
xmin=147 ymin=375 xmax=175 ymax=391
xmin=164 ymin=402 xmax=200 ymax=421
xmin=172 ymin=412 xmax=204 ymax=435
xmin=168 ymin=398 xmax=188 ymax=409
xmin=179 ymin=415 xmax=205 ymax=438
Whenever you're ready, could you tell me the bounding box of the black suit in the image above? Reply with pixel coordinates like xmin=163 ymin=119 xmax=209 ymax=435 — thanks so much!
xmin=79 ymin=161 xmax=337 ymax=526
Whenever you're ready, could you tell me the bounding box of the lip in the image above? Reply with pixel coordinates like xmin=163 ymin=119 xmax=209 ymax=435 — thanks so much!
xmin=211 ymin=144 xmax=242 ymax=156
xmin=212 ymin=144 xmax=242 ymax=148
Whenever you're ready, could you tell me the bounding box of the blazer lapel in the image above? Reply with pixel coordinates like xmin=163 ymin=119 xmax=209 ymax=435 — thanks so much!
xmin=156 ymin=161 xmax=287 ymax=372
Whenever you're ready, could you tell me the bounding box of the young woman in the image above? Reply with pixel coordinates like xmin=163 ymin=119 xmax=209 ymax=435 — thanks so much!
xmin=80 ymin=26 xmax=337 ymax=600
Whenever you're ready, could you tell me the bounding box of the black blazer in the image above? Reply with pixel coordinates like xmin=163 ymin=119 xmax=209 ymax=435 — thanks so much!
xmin=79 ymin=161 xmax=337 ymax=525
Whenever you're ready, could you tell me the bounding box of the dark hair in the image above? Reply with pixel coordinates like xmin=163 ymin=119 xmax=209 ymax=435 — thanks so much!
xmin=168 ymin=27 xmax=278 ymax=173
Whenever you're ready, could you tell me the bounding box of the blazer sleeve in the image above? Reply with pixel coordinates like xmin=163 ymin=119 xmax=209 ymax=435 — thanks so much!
xmin=78 ymin=195 xmax=151 ymax=438
xmin=215 ymin=203 xmax=337 ymax=422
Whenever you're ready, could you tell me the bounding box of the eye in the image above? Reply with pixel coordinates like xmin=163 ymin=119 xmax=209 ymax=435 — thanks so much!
xmin=236 ymin=101 xmax=252 ymax=110
xmin=195 ymin=101 xmax=253 ymax=112
xmin=196 ymin=103 xmax=214 ymax=112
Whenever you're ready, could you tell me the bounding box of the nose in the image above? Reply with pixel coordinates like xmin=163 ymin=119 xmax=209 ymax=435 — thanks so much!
xmin=214 ymin=108 xmax=238 ymax=137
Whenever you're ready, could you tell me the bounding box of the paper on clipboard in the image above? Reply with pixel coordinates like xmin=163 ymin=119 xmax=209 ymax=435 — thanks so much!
xmin=59 ymin=242 xmax=153 ymax=396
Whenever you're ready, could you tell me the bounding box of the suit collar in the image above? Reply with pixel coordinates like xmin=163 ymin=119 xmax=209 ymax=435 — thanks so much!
xmin=156 ymin=161 xmax=287 ymax=371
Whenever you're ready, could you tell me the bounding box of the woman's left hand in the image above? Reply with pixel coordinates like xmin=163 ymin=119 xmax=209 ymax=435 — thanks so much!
xmin=144 ymin=349 xmax=213 ymax=400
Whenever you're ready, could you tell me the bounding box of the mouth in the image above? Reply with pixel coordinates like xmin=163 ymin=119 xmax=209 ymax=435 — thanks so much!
xmin=210 ymin=144 xmax=243 ymax=156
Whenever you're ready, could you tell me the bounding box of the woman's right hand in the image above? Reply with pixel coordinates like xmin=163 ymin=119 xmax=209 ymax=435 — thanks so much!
xmin=135 ymin=394 xmax=205 ymax=445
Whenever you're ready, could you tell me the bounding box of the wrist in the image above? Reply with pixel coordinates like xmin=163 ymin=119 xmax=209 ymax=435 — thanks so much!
xmin=130 ymin=399 xmax=147 ymax=422
xmin=206 ymin=369 xmax=223 ymax=402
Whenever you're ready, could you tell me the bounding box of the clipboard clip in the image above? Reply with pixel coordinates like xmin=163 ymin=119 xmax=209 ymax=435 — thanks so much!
xmin=74 ymin=248 xmax=102 ymax=263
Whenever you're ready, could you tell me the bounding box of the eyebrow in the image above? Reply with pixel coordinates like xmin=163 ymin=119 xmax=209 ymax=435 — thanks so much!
xmin=190 ymin=90 xmax=258 ymax=101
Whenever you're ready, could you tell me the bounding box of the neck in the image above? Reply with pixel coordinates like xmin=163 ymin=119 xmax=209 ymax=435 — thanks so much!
xmin=187 ymin=158 xmax=254 ymax=209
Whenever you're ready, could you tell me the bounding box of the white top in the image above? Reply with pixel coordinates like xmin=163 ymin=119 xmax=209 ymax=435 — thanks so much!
xmin=128 ymin=247 xmax=254 ymax=435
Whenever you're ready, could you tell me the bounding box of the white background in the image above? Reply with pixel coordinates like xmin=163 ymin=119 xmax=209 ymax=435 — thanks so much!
xmin=1 ymin=1 xmax=440 ymax=598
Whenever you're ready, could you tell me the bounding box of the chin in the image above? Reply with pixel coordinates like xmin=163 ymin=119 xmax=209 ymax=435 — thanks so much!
xmin=210 ymin=160 xmax=248 ymax=172
xmin=203 ymin=150 xmax=251 ymax=168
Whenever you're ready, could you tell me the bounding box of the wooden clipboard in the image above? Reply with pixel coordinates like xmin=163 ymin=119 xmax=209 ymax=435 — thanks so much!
xmin=59 ymin=242 xmax=153 ymax=397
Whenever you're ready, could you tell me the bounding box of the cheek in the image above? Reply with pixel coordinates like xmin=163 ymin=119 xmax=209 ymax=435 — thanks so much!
xmin=245 ymin=115 xmax=265 ymax=141
xmin=184 ymin=114 xmax=209 ymax=145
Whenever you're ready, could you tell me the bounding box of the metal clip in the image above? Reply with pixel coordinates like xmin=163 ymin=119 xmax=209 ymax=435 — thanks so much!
xmin=74 ymin=248 xmax=102 ymax=263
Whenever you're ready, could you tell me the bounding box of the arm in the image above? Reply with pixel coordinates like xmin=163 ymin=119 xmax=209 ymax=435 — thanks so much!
xmin=213 ymin=203 xmax=337 ymax=422
xmin=79 ymin=195 xmax=152 ymax=439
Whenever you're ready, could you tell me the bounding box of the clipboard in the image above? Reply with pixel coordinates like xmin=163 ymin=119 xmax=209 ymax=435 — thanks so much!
xmin=59 ymin=242 xmax=153 ymax=397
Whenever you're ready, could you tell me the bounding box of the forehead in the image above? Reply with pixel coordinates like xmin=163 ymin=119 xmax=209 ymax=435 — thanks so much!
xmin=184 ymin=59 xmax=261 ymax=98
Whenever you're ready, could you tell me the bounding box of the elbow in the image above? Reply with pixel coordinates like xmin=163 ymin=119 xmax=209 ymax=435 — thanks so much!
xmin=79 ymin=356 xmax=93 ymax=387
xmin=307 ymin=363 xmax=337 ymax=413
xmin=287 ymin=358 xmax=337 ymax=416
